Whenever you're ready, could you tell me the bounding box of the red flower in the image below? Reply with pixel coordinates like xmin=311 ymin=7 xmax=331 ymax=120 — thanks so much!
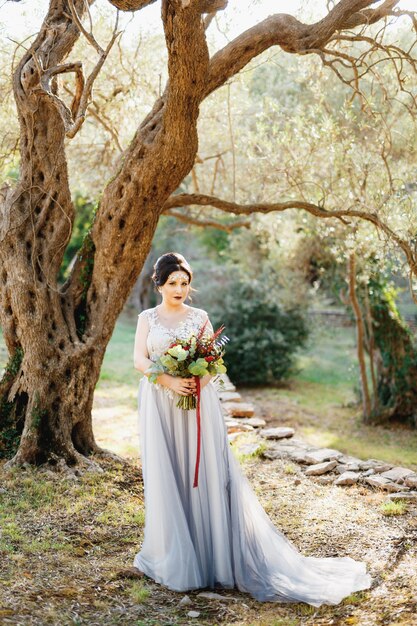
xmin=205 ymin=356 xmax=215 ymax=362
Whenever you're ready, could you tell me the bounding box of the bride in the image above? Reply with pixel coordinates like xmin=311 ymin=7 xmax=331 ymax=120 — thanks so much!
xmin=132 ymin=252 xmax=372 ymax=606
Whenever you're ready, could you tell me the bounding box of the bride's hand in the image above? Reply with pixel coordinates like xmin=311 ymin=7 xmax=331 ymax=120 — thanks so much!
xmin=161 ymin=375 xmax=197 ymax=396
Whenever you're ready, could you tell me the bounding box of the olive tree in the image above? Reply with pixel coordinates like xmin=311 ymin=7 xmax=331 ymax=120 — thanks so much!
xmin=1 ymin=0 xmax=416 ymax=469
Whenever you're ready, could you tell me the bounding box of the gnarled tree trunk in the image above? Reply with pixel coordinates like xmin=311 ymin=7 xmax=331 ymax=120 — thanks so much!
xmin=0 ymin=0 xmax=208 ymax=468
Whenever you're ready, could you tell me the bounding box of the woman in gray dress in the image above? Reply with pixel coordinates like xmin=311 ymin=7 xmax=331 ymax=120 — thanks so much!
xmin=132 ymin=252 xmax=372 ymax=606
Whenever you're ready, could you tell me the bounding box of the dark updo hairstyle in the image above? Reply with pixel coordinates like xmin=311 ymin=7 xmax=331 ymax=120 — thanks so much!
xmin=152 ymin=252 xmax=193 ymax=290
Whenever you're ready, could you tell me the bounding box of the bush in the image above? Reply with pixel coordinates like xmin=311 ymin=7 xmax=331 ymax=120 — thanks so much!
xmin=212 ymin=280 xmax=308 ymax=385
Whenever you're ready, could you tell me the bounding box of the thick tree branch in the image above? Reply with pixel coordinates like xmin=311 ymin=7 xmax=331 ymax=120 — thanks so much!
xmin=106 ymin=0 xmax=156 ymax=10
xmin=161 ymin=0 xmax=209 ymax=135
xmin=163 ymin=208 xmax=249 ymax=231
xmin=204 ymin=0 xmax=407 ymax=99
xmin=163 ymin=192 xmax=417 ymax=282
xmin=106 ymin=0 xmax=226 ymax=12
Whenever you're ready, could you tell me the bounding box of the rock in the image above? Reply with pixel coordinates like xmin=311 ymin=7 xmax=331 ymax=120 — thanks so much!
xmin=227 ymin=432 xmax=245 ymax=443
xmin=179 ymin=595 xmax=192 ymax=606
xmin=187 ymin=611 xmax=200 ymax=618
xmin=379 ymin=467 xmax=415 ymax=484
xmin=314 ymin=475 xmax=335 ymax=485
xmin=259 ymin=427 xmax=295 ymax=440
xmin=219 ymin=391 xmax=242 ymax=402
xmin=234 ymin=442 xmax=264 ymax=457
xmin=236 ymin=417 xmax=267 ymax=428
xmin=336 ymin=463 xmax=361 ymax=474
xmin=303 ymin=448 xmax=343 ymax=465
xmin=360 ymin=459 xmax=391 ymax=471
xmin=335 ymin=471 xmax=360 ymax=486
xmin=305 ymin=460 xmax=338 ymax=476
xmin=365 ymin=475 xmax=407 ymax=492
xmin=405 ymin=474 xmax=417 ymax=489
xmin=362 ymin=469 xmax=375 ymax=477
xmin=262 ymin=439 xmax=313 ymax=461
xmin=222 ymin=402 xmax=254 ymax=418
xmin=337 ymin=454 xmax=363 ymax=466
xmin=386 ymin=491 xmax=417 ymax=501
xmin=371 ymin=463 xmax=394 ymax=474
xmin=225 ymin=421 xmax=254 ymax=433
xmin=197 ymin=592 xmax=235 ymax=602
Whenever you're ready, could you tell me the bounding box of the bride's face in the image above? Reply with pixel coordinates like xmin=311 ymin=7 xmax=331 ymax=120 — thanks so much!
xmin=160 ymin=271 xmax=190 ymax=306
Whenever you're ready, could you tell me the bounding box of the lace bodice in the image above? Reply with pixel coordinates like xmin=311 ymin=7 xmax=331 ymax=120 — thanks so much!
xmin=139 ymin=307 xmax=213 ymax=361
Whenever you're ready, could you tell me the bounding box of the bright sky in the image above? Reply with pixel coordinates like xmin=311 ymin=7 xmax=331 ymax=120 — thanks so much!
xmin=2 ymin=0 xmax=415 ymax=44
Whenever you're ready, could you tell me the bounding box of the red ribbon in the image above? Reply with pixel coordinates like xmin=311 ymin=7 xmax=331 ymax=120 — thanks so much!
xmin=193 ymin=375 xmax=201 ymax=488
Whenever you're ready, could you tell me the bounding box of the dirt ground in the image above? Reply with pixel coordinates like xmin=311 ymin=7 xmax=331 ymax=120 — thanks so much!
xmin=1 ymin=391 xmax=417 ymax=626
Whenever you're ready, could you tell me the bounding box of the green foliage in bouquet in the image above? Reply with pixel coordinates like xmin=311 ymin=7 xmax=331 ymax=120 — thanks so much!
xmin=146 ymin=325 xmax=228 ymax=409
xmin=214 ymin=280 xmax=308 ymax=385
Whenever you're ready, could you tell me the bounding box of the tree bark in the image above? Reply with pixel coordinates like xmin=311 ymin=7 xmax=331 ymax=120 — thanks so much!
xmin=348 ymin=253 xmax=372 ymax=420
xmin=367 ymin=281 xmax=417 ymax=425
xmin=0 ymin=0 xmax=208 ymax=468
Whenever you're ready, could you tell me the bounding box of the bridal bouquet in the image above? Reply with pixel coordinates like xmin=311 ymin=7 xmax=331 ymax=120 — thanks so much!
xmin=147 ymin=321 xmax=228 ymax=410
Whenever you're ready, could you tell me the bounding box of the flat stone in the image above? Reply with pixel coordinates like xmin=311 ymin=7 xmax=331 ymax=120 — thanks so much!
xmin=226 ymin=423 xmax=254 ymax=434
xmin=303 ymin=448 xmax=343 ymax=465
xmin=371 ymin=463 xmax=394 ymax=474
xmin=314 ymin=475 xmax=335 ymax=485
xmin=262 ymin=440 xmax=314 ymax=461
xmin=365 ymin=475 xmax=408 ymax=492
xmin=179 ymin=595 xmax=192 ymax=606
xmin=335 ymin=471 xmax=360 ymax=486
xmin=379 ymin=467 xmax=415 ymax=484
xmin=405 ymin=474 xmax=417 ymax=489
xmin=360 ymin=459 xmax=390 ymax=471
xmin=188 ymin=611 xmax=200 ymax=618
xmin=197 ymin=592 xmax=235 ymax=602
xmin=362 ymin=469 xmax=375 ymax=477
xmin=222 ymin=402 xmax=254 ymax=418
xmin=236 ymin=417 xmax=267 ymax=428
xmin=219 ymin=391 xmax=242 ymax=402
xmin=234 ymin=442 xmax=264 ymax=457
xmin=227 ymin=432 xmax=245 ymax=443
xmin=305 ymin=460 xmax=338 ymax=476
xmin=336 ymin=463 xmax=361 ymax=474
xmin=275 ymin=437 xmax=311 ymax=450
xmin=338 ymin=454 xmax=363 ymax=466
xmin=259 ymin=427 xmax=295 ymax=440
xmin=386 ymin=491 xmax=417 ymax=501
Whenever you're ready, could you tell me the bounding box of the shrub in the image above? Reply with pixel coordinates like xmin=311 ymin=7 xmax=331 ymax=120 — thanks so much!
xmin=212 ymin=280 xmax=308 ymax=385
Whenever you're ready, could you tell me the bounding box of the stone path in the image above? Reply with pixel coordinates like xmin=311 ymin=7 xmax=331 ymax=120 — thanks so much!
xmin=217 ymin=375 xmax=417 ymax=502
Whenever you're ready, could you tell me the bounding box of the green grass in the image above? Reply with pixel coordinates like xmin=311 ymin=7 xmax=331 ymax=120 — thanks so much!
xmin=129 ymin=580 xmax=150 ymax=603
xmin=98 ymin=315 xmax=139 ymax=387
xmin=380 ymin=500 xmax=408 ymax=516
xmin=269 ymin=321 xmax=417 ymax=470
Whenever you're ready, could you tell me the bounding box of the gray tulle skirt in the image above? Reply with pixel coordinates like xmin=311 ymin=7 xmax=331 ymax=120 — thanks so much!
xmin=133 ymin=378 xmax=372 ymax=606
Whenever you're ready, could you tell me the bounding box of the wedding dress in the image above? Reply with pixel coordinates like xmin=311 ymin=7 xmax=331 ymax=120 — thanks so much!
xmin=133 ymin=306 xmax=372 ymax=606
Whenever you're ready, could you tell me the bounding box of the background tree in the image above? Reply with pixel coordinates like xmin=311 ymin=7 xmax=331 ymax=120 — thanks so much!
xmin=1 ymin=0 xmax=416 ymax=470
